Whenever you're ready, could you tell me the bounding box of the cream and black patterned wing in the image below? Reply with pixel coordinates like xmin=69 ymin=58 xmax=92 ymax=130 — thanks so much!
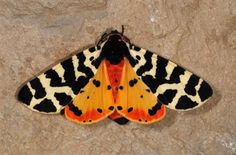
xmin=129 ymin=45 xmax=213 ymax=111
xmin=18 ymin=46 xmax=101 ymax=113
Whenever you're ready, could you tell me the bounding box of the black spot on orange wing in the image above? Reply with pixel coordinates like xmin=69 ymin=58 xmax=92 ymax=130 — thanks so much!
xmin=175 ymin=95 xmax=198 ymax=109
xmin=97 ymin=108 xmax=103 ymax=113
xmin=117 ymin=106 xmax=123 ymax=110
xmin=109 ymin=106 xmax=114 ymax=110
xmin=119 ymin=86 xmax=123 ymax=90
xmin=107 ymin=85 xmax=111 ymax=90
xmin=33 ymin=99 xmax=57 ymax=112
xmin=93 ymin=79 xmax=101 ymax=87
xmin=129 ymin=79 xmax=138 ymax=87
xmin=148 ymin=101 xmax=162 ymax=116
xmin=68 ymin=103 xmax=82 ymax=116
xmin=128 ymin=107 xmax=133 ymax=113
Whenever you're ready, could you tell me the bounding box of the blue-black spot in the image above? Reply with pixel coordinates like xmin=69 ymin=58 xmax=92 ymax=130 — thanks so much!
xmin=89 ymin=47 xmax=96 ymax=52
xmin=136 ymin=55 xmax=141 ymax=60
xmin=89 ymin=56 xmax=94 ymax=61
xmin=128 ymin=107 xmax=133 ymax=113
xmin=129 ymin=79 xmax=138 ymax=87
xmin=97 ymin=108 xmax=103 ymax=113
xmin=109 ymin=106 xmax=114 ymax=110
xmin=93 ymin=79 xmax=100 ymax=87
xmin=117 ymin=106 xmax=123 ymax=110
xmin=107 ymin=85 xmax=111 ymax=90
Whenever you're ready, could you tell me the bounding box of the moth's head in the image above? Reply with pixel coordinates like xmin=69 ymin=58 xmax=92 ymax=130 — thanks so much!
xmin=99 ymin=28 xmax=130 ymax=64
xmin=97 ymin=27 xmax=130 ymax=46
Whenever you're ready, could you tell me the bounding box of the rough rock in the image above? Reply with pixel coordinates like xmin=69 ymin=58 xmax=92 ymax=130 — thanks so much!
xmin=0 ymin=0 xmax=235 ymax=154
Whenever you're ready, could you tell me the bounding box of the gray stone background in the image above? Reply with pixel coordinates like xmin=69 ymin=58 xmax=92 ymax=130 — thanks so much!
xmin=0 ymin=0 xmax=235 ymax=154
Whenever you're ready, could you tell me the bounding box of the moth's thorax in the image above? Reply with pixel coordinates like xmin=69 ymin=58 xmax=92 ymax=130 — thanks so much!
xmin=105 ymin=59 xmax=124 ymax=103
xmin=101 ymin=34 xmax=129 ymax=64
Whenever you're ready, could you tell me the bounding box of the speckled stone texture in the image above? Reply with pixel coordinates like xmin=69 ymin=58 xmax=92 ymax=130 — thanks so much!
xmin=0 ymin=0 xmax=235 ymax=154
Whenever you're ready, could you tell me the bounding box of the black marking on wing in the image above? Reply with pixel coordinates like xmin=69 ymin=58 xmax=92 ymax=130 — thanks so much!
xmin=68 ymin=103 xmax=82 ymax=116
xmin=136 ymin=52 xmax=153 ymax=76
xmin=128 ymin=107 xmax=133 ymax=113
xmin=129 ymin=78 xmax=138 ymax=87
xmin=30 ymin=78 xmax=46 ymax=99
xmin=129 ymin=48 xmax=213 ymax=110
xmin=133 ymin=46 xmax=141 ymax=51
xmin=159 ymin=89 xmax=177 ymax=105
xmin=148 ymin=101 xmax=162 ymax=116
xmin=18 ymin=85 xmax=33 ymax=105
xmin=169 ymin=65 xmax=185 ymax=83
xmin=89 ymin=47 xmax=96 ymax=53
xmin=198 ymin=81 xmax=213 ymax=102
xmin=54 ymin=93 xmax=73 ymax=106
xmin=45 ymin=69 xmax=63 ymax=86
xmin=175 ymin=95 xmax=198 ymax=109
xmin=113 ymin=117 xmax=129 ymax=125
xmin=33 ymin=99 xmax=57 ymax=112
xmin=93 ymin=79 xmax=101 ymax=87
xmin=185 ymin=74 xmax=199 ymax=96
xmin=18 ymin=46 xmax=101 ymax=113
xmin=77 ymin=52 xmax=94 ymax=78
xmin=72 ymin=76 xmax=90 ymax=94
xmin=61 ymin=57 xmax=76 ymax=86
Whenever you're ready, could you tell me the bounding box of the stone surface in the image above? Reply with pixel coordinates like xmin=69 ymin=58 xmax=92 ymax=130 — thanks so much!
xmin=0 ymin=0 xmax=236 ymax=154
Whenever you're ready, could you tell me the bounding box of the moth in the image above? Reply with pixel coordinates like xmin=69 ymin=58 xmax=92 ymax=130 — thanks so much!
xmin=18 ymin=28 xmax=213 ymax=125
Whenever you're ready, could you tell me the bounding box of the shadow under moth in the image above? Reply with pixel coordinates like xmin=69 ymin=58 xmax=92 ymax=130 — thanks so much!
xmin=18 ymin=29 xmax=213 ymax=125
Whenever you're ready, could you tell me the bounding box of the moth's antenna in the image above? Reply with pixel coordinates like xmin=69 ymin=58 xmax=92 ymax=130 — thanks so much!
xmin=121 ymin=25 xmax=125 ymax=35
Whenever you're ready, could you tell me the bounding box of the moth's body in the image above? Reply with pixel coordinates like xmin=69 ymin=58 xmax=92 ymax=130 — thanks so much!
xmin=18 ymin=29 xmax=213 ymax=125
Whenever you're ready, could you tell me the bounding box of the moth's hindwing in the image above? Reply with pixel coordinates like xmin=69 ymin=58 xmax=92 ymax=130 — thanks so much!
xmin=18 ymin=46 xmax=101 ymax=114
xmin=116 ymin=59 xmax=166 ymax=124
xmin=65 ymin=61 xmax=115 ymax=124
xmin=129 ymin=46 xmax=213 ymax=111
